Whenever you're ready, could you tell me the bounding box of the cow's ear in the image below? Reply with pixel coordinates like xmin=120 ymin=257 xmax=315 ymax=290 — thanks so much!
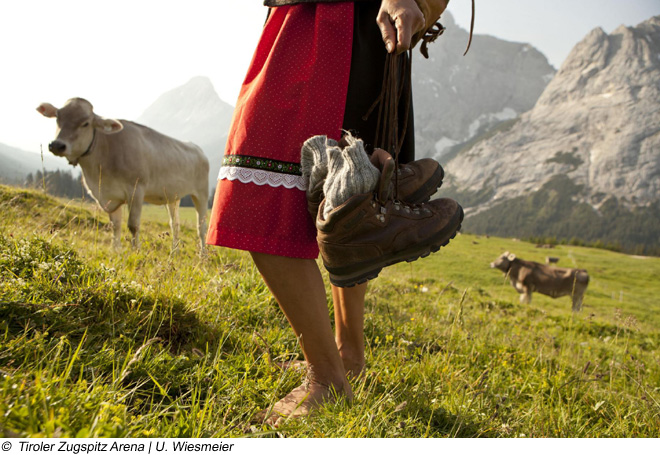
xmin=37 ymin=103 xmax=58 ymax=118
xmin=508 ymin=253 xmax=516 ymax=261
xmin=94 ymin=117 xmax=123 ymax=134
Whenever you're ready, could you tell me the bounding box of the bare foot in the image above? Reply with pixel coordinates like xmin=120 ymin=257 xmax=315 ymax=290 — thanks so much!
xmin=256 ymin=379 xmax=352 ymax=427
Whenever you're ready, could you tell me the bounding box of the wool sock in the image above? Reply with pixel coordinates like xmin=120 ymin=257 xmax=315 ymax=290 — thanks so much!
xmin=301 ymin=135 xmax=337 ymax=193
xmin=323 ymin=134 xmax=380 ymax=218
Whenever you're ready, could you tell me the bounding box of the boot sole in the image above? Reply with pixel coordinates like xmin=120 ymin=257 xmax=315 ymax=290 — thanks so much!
xmin=325 ymin=205 xmax=464 ymax=287
xmin=403 ymin=166 xmax=444 ymax=204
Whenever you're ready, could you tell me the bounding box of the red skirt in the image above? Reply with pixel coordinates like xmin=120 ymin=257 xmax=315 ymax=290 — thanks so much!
xmin=206 ymin=3 xmax=354 ymax=259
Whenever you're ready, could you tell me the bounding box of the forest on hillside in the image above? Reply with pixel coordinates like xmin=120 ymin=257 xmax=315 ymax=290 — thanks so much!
xmin=452 ymin=175 xmax=660 ymax=257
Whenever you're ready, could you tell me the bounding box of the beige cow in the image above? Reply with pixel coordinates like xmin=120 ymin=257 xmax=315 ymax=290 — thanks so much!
xmin=490 ymin=251 xmax=589 ymax=312
xmin=37 ymin=98 xmax=209 ymax=252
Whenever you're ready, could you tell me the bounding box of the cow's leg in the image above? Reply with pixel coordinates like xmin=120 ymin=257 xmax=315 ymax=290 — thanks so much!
xmin=190 ymin=194 xmax=208 ymax=255
xmin=127 ymin=189 xmax=144 ymax=249
xmin=166 ymin=200 xmax=180 ymax=252
xmin=109 ymin=207 xmax=123 ymax=250
xmin=520 ymin=288 xmax=532 ymax=304
xmin=572 ymin=292 xmax=584 ymax=312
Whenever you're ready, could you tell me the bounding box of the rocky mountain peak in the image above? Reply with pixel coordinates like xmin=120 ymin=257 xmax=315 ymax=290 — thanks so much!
xmin=538 ymin=16 xmax=660 ymax=107
xmin=137 ymin=76 xmax=234 ymax=190
xmin=137 ymin=76 xmax=233 ymax=149
xmin=412 ymin=11 xmax=556 ymax=160
xmin=446 ymin=15 xmax=660 ymax=213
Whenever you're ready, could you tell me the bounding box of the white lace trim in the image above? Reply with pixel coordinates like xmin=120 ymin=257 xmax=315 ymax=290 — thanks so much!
xmin=218 ymin=166 xmax=307 ymax=191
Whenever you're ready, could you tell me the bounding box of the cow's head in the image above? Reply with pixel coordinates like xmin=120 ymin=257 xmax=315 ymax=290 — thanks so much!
xmin=490 ymin=251 xmax=516 ymax=272
xmin=37 ymin=98 xmax=123 ymax=165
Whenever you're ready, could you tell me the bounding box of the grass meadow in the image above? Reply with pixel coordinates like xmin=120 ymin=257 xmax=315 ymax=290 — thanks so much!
xmin=0 ymin=183 xmax=659 ymax=437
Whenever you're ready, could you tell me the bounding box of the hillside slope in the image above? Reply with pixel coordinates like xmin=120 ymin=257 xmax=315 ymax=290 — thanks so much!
xmin=1 ymin=183 xmax=659 ymax=437
xmin=0 ymin=142 xmax=72 ymax=184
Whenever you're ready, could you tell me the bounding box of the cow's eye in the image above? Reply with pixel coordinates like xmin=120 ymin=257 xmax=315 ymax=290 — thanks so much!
xmin=82 ymin=122 xmax=90 ymax=128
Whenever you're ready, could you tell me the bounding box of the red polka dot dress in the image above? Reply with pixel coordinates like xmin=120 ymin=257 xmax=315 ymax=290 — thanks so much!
xmin=206 ymin=3 xmax=354 ymax=259
xmin=206 ymin=2 xmax=416 ymax=259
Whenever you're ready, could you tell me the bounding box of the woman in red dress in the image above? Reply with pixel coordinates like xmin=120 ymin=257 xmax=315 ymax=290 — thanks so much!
xmin=207 ymin=0 xmax=425 ymax=424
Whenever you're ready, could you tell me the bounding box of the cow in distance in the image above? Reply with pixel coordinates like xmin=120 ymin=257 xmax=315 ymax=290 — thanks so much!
xmin=490 ymin=251 xmax=589 ymax=312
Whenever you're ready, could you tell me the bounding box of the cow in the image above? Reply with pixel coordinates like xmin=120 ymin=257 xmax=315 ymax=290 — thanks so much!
xmin=490 ymin=251 xmax=589 ymax=312
xmin=37 ymin=98 xmax=209 ymax=253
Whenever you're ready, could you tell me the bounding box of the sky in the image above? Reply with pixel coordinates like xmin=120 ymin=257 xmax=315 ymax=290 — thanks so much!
xmin=1 ymin=0 xmax=658 ymax=153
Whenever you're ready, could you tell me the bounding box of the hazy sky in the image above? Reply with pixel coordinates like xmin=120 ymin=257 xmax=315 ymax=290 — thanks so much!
xmin=1 ymin=0 xmax=658 ymax=153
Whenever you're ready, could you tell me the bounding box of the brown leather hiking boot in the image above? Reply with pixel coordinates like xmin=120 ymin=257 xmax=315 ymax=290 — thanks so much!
xmin=370 ymin=148 xmax=444 ymax=204
xmin=316 ymin=158 xmax=462 ymax=287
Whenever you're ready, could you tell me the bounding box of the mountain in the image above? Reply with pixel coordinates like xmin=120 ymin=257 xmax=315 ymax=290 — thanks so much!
xmin=136 ymin=76 xmax=234 ymax=189
xmin=442 ymin=16 xmax=660 ymax=254
xmin=0 ymin=142 xmax=72 ymax=184
xmin=132 ymin=23 xmax=555 ymax=191
xmin=412 ymin=12 xmax=556 ymax=160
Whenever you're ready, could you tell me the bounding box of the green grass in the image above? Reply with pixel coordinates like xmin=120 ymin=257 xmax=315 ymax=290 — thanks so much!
xmin=0 ymin=184 xmax=659 ymax=437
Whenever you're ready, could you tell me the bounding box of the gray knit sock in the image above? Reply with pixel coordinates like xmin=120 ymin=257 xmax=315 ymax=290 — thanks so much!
xmin=323 ymin=134 xmax=380 ymax=218
xmin=301 ymin=135 xmax=338 ymax=198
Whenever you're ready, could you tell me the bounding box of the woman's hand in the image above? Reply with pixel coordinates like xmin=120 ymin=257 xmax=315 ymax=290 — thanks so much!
xmin=377 ymin=0 xmax=426 ymax=54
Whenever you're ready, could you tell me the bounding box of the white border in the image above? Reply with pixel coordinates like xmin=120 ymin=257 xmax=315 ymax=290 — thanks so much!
xmin=218 ymin=166 xmax=307 ymax=191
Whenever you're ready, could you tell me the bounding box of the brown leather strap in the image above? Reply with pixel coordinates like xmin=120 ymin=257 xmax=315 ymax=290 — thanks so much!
xmin=420 ymin=0 xmax=475 ymax=58
xmin=362 ymin=50 xmax=412 ymax=200
xmin=463 ymin=0 xmax=476 ymax=56
xmin=420 ymin=21 xmax=446 ymax=59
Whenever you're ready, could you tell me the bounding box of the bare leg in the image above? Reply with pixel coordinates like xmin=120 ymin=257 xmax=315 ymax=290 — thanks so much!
xmin=277 ymin=283 xmax=368 ymax=377
xmin=332 ymin=283 xmax=367 ymax=376
xmin=250 ymin=252 xmax=352 ymax=425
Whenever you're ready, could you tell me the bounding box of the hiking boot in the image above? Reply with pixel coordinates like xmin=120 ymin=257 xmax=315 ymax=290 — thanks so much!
xmin=316 ymin=158 xmax=462 ymax=287
xmin=370 ymin=148 xmax=444 ymax=204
